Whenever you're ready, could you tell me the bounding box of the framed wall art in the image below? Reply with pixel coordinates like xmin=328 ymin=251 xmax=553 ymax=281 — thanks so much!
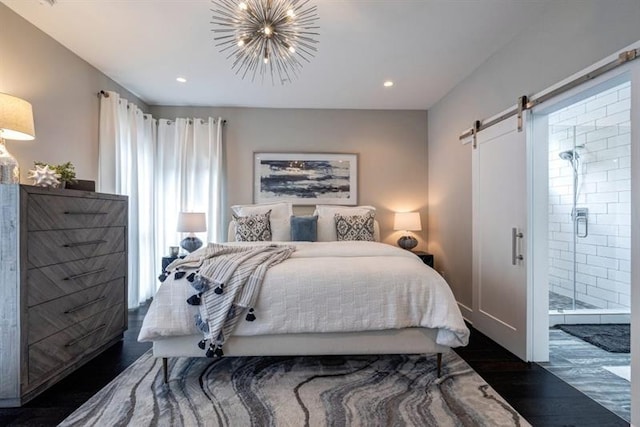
xmin=254 ymin=152 xmax=358 ymax=205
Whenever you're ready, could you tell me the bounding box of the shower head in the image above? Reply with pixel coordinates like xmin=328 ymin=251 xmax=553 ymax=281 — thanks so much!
xmin=559 ymin=150 xmax=579 ymax=162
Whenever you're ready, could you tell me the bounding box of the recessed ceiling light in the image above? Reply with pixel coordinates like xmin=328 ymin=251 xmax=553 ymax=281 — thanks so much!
xmin=176 ymin=77 xmax=187 ymax=83
xmin=383 ymin=80 xmax=394 ymax=88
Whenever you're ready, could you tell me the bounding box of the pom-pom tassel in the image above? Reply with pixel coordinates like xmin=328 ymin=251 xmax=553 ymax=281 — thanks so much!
xmin=214 ymin=283 xmax=225 ymax=295
xmin=186 ymin=293 xmax=202 ymax=306
xmin=198 ymin=339 xmax=206 ymax=350
xmin=174 ymin=271 xmax=186 ymax=280
xmin=158 ymin=273 xmax=168 ymax=283
xmin=214 ymin=346 xmax=224 ymax=357
xmin=245 ymin=308 xmax=256 ymax=322
xmin=187 ymin=272 xmax=196 ymax=282
xmin=205 ymin=344 xmax=215 ymax=358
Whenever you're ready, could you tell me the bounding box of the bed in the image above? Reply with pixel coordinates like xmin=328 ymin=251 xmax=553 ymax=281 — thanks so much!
xmin=138 ymin=204 xmax=470 ymax=382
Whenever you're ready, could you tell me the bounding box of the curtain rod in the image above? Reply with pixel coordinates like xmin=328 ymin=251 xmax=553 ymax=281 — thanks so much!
xmin=459 ymin=48 xmax=639 ymax=141
xmin=99 ymin=90 xmax=227 ymax=125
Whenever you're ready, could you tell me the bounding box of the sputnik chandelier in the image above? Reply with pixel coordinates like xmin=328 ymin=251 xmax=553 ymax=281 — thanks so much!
xmin=211 ymin=0 xmax=319 ymax=84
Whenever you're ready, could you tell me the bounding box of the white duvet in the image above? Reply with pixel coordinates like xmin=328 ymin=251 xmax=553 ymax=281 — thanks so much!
xmin=138 ymin=241 xmax=470 ymax=347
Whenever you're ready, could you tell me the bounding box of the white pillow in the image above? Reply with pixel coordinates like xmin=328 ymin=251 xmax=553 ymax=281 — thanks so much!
xmin=231 ymin=202 xmax=292 ymax=241
xmin=313 ymin=205 xmax=376 ymax=241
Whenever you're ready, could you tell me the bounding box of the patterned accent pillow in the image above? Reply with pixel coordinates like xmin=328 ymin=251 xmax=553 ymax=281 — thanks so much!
xmin=233 ymin=210 xmax=272 ymax=242
xmin=334 ymin=211 xmax=375 ymax=241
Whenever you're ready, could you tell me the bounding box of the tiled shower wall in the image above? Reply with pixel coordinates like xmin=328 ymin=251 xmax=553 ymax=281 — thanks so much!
xmin=548 ymin=82 xmax=631 ymax=310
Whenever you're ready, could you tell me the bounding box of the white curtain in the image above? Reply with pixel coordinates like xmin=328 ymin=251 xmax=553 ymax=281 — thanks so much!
xmin=98 ymin=91 xmax=156 ymax=308
xmin=155 ymin=117 xmax=225 ymax=266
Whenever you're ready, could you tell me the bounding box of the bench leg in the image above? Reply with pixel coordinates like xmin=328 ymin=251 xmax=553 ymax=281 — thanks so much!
xmin=163 ymin=357 xmax=168 ymax=384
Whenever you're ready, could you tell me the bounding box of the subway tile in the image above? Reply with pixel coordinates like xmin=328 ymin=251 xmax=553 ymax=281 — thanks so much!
xmin=587 ymin=286 xmax=617 ymax=303
xmin=586 ymin=254 xmax=618 ymax=269
xmin=618 ymin=85 xmax=631 ymax=100
xmin=617 ymin=225 xmax=631 ymax=237
xmin=618 ymin=156 xmax=630 ymax=168
xmin=563 ymin=313 xmax=602 ymax=324
xmin=605 ymin=99 xmax=630 ymax=116
xmin=606 ymin=202 xmax=630 ymax=214
xmin=596 ymin=246 xmax=630 ymax=260
xmin=576 ymin=107 xmax=607 ymax=126
xmin=607 ymin=167 xmax=630 ymax=181
xmin=582 ymin=171 xmax=608 ymax=183
xmin=575 ymin=272 xmax=597 ymax=286
xmin=607 ymin=235 xmax=630 ymax=249
xmin=576 ymin=263 xmax=608 ymax=278
xmin=575 ymin=243 xmax=597 ymax=255
xmin=596 ymin=146 xmax=630 ymax=161
xmin=596 ymin=180 xmax=630 ymax=192
xmin=588 ymin=224 xmax=619 ymax=235
xmin=618 ymin=192 xmax=630 ymax=203
xmin=586 ymin=125 xmax=619 ymax=142
xmin=595 ymin=110 xmax=631 ymax=127
xmin=618 ymin=260 xmax=630 ymax=272
xmin=586 ymin=191 xmax=618 ymax=204
xmin=606 ymin=134 xmax=631 ymax=148
xmin=549 ymin=266 xmax=570 ymax=279
xmin=585 ymin=159 xmax=620 ymax=174
xmin=596 ymin=277 xmax=629 ymax=294
xmin=595 ymin=214 xmax=630 ymax=226
xmin=601 ymin=314 xmax=630 ymax=323
xmin=603 ymin=272 xmax=631 ymax=288
xmin=586 ymin=92 xmax=618 ymax=112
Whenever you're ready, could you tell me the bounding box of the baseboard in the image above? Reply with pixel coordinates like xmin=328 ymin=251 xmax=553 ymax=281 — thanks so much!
xmin=457 ymin=301 xmax=473 ymax=324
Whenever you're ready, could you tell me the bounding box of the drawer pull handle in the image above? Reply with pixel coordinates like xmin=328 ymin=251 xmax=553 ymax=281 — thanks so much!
xmin=63 ymin=268 xmax=107 ymax=281
xmin=64 ymin=323 xmax=107 ymax=347
xmin=64 ymin=296 xmax=107 ymax=314
xmin=63 ymin=240 xmax=107 ymax=248
xmin=64 ymin=211 xmax=108 ymax=215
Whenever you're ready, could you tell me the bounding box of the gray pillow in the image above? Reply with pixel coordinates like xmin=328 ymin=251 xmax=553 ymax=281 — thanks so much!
xmin=334 ymin=211 xmax=375 ymax=241
xmin=290 ymin=215 xmax=318 ymax=241
xmin=233 ymin=210 xmax=272 ymax=241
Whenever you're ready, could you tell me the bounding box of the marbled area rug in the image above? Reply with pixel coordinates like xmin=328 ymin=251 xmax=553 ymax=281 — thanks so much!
xmin=59 ymin=350 xmax=529 ymax=427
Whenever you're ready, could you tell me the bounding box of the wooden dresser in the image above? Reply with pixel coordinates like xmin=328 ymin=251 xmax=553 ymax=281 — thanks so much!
xmin=0 ymin=184 xmax=128 ymax=406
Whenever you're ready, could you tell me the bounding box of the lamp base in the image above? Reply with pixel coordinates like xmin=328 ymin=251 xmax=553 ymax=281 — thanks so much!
xmin=0 ymin=138 xmax=19 ymax=184
xmin=397 ymin=235 xmax=418 ymax=250
xmin=181 ymin=236 xmax=203 ymax=253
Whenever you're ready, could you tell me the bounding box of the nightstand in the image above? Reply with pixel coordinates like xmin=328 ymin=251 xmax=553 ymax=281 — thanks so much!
xmin=161 ymin=255 xmax=184 ymax=272
xmin=412 ymin=251 xmax=434 ymax=268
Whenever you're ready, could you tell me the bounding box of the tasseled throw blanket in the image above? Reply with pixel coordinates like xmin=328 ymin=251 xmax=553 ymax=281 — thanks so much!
xmin=165 ymin=243 xmax=295 ymax=357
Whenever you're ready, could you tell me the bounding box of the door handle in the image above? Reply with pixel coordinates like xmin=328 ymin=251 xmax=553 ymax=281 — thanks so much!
xmin=512 ymin=227 xmax=523 ymax=265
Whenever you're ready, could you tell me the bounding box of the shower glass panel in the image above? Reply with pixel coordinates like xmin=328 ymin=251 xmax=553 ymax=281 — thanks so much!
xmin=548 ymin=81 xmax=631 ymax=312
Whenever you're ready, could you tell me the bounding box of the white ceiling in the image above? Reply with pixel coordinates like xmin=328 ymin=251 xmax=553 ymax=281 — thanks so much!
xmin=2 ymin=0 xmax=551 ymax=110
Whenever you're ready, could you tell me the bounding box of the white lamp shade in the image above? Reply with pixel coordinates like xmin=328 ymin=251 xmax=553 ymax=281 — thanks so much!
xmin=393 ymin=212 xmax=422 ymax=231
xmin=177 ymin=212 xmax=207 ymax=232
xmin=0 ymin=93 xmax=35 ymax=140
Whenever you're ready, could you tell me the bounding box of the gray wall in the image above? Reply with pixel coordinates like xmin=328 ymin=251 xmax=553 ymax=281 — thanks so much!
xmin=0 ymin=3 xmax=147 ymax=184
xmin=150 ymin=106 xmax=429 ymax=248
xmin=427 ymin=0 xmax=640 ymax=314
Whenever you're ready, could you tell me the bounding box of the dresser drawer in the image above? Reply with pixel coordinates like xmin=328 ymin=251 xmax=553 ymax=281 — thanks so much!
xmin=27 ymin=252 xmax=126 ymax=307
xmin=27 ymin=227 xmax=126 ymax=268
xmin=28 ymin=278 xmax=125 ymax=344
xmin=27 ymin=194 xmax=127 ymax=231
xmin=27 ymin=303 xmax=125 ymax=386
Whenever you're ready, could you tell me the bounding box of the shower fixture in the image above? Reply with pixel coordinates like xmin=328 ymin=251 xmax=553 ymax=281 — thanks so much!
xmin=558 ymin=149 xmax=579 ymax=161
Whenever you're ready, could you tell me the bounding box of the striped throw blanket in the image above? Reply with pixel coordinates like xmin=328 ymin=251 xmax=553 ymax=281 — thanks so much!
xmin=166 ymin=244 xmax=295 ymax=356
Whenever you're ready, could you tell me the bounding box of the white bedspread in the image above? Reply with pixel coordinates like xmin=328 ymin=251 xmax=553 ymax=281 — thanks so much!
xmin=139 ymin=242 xmax=470 ymax=347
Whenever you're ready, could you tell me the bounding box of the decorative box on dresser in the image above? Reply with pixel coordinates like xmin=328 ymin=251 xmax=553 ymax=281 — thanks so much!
xmin=0 ymin=184 xmax=128 ymax=407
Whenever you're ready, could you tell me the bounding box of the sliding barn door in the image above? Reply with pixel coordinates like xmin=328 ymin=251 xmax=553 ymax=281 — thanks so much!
xmin=472 ymin=115 xmax=529 ymax=361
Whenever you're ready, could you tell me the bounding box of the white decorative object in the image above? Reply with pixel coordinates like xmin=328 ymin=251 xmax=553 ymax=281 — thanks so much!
xmin=27 ymin=164 xmax=60 ymax=187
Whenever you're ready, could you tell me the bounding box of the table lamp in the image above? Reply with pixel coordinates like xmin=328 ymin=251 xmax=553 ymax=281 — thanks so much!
xmin=0 ymin=93 xmax=35 ymax=183
xmin=393 ymin=212 xmax=422 ymax=250
xmin=177 ymin=212 xmax=206 ymax=253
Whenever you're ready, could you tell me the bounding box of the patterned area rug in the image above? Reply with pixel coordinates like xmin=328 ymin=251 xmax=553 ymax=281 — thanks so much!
xmin=555 ymin=324 xmax=630 ymax=353
xmin=60 ymin=350 xmax=530 ymax=427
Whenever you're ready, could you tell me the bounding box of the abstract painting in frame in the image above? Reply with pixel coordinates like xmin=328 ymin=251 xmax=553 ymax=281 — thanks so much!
xmin=254 ymin=153 xmax=358 ymax=205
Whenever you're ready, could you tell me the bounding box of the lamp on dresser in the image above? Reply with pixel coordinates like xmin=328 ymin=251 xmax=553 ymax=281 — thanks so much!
xmin=393 ymin=212 xmax=422 ymax=250
xmin=177 ymin=212 xmax=206 ymax=253
xmin=0 ymin=93 xmax=36 ymax=183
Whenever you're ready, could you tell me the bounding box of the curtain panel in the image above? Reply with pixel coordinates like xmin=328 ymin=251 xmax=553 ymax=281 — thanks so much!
xmin=155 ymin=118 xmax=225 ymax=267
xmin=99 ymin=91 xmax=224 ymax=308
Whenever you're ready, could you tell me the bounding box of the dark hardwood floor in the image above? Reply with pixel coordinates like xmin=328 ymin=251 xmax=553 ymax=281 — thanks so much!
xmin=0 ymin=308 xmax=629 ymax=426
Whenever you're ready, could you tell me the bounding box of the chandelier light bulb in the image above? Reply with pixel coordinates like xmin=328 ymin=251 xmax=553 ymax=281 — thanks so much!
xmin=287 ymin=9 xmax=295 ymax=17
xmin=289 ymin=46 xmax=295 ymax=53
xmin=238 ymin=39 xmax=245 ymax=47
xmin=264 ymin=26 xmax=272 ymax=36
xmin=238 ymin=2 xmax=248 ymax=10
xmin=263 ymin=56 xmax=269 ymax=64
